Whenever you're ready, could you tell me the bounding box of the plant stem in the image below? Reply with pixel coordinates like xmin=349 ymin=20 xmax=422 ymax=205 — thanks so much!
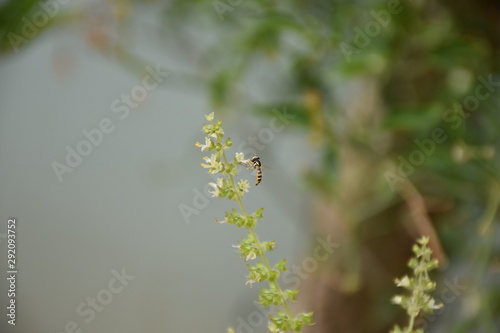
xmin=406 ymin=255 xmax=424 ymax=333
xmin=407 ymin=313 xmax=415 ymax=333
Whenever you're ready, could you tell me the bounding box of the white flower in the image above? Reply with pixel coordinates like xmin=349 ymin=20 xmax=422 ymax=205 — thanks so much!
xmin=245 ymin=251 xmax=257 ymax=261
xmin=245 ymin=277 xmax=259 ymax=287
xmin=391 ymin=295 xmax=403 ymax=304
xmin=238 ymin=179 xmax=250 ymax=193
xmin=201 ymin=154 xmax=224 ymax=173
xmin=268 ymin=323 xmax=281 ymax=333
xmin=234 ymin=152 xmax=245 ymax=163
xmin=195 ymin=137 xmax=214 ymax=152
xmin=208 ymin=178 xmax=224 ymax=198
xmin=395 ymin=275 xmax=411 ymax=287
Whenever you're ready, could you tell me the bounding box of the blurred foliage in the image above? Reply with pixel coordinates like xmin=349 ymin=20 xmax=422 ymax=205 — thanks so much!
xmin=1 ymin=0 xmax=500 ymax=332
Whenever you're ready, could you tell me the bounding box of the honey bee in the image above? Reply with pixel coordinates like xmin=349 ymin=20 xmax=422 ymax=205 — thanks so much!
xmin=244 ymin=155 xmax=263 ymax=186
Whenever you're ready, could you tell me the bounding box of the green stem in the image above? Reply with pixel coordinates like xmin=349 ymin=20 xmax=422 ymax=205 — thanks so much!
xmin=406 ymin=256 xmax=424 ymax=333
xmin=407 ymin=314 xmax=416 ymax=333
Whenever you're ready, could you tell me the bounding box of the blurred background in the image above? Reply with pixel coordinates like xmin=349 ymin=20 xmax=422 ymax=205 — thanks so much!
xmin=0 ymin=0 xmax=499 ymax=332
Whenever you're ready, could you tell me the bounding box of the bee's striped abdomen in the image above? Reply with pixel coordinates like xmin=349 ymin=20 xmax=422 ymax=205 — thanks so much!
xmin=251 ymin=155 xmax=262 ymax=186
xmin=255 ymin=168 xmax=262 ymax=186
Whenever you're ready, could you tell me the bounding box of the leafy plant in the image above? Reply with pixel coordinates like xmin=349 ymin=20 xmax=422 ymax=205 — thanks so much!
xmin=390 ymin=236 xmax=443 ymax=333
xmin=196 ymin=112 xmax=314 ymax=333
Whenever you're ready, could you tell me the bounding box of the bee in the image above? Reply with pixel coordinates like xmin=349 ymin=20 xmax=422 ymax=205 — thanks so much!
xmin=244 ymin=155 xmax=263 ymax=186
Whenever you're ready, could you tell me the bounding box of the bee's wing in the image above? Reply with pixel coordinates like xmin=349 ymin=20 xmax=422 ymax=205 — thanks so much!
xmin=261 ymin=164 xmax=275 ymax=172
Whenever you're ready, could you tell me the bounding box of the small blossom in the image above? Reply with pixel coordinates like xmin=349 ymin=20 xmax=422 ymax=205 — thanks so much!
xmin=234 ymin=152 xmax=245 ymax=164
xmin=215 ymin=217 xmax=227 ymax=224
xmin=246 ymin=276 xmax=259 ymax=287
xmin=395 ymin=275 xmax=411 ymax=288
xmin=268 ymin=323 xmax=280 ymax=333
xmin=200 ymin=155 xmax=212 ymax=168
xmin=245 ymin=251 xmax=257 ymax=261
xmin=238 ymin=179 xmax=251 ymax=193
xmin=195 ymin=137 xmax=214 ymax=152
xmin=208 ymin=178 xmax=225 ymax=198
xmin=201 ymin=154 xmax=224 ymax=173
xmin=427 ymin=298 xmax=443 ymax=310
xmin=391 ymin=295 xmax=403 ymax=304
xmin=208 ymin=183 xmax=220 ymax=198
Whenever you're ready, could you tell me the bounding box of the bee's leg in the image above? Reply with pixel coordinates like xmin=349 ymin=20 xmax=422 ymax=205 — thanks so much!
xmin=241 ymin=162 xmax=255 ymax=170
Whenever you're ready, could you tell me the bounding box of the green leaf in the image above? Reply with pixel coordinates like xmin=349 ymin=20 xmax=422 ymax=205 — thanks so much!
xmin=205 ymin=112 xmax=215 ymax=122
xmin=275 ymin=259 xmax=287 ymax=272
xmin=254 ymin=207 xmax=264 ymax=219
xmin=285 ymin=289 xmax=299 ymax=301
